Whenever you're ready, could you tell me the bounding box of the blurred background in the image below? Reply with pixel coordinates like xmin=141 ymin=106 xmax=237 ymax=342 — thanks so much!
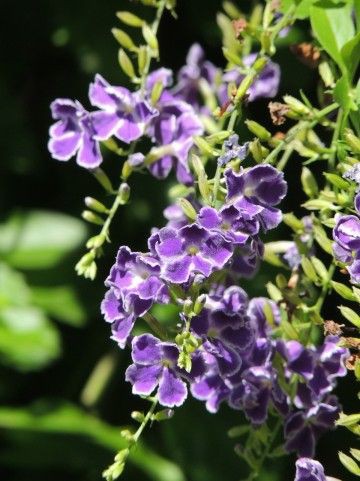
xmin=0 ymin=1 xmax=357 ymax=480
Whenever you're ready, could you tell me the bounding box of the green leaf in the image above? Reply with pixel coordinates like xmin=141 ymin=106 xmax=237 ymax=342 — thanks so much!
xmin=334 ymin=74 xmax=356 ymax=115
xmin=342 ymin=30 xmax=360 ymax=80
xmin=337 ymin=412 xmax=360 ymax=426
xmin=280 ymin=0 xmax=315 ymax=19
xmin=310 ymin=2 xmax=354 ymax=73
xmin=0 ymin=401 xmax=186 ymax=481
xmin=339 ymin=305 xmax=360 ymax=327
xmin=338 ymin=451 xmax=360 ymax=476
xmin=0 ymin=211 xmax=87 ymax=270
xmin=31 ymin=286 xmax=86 ymax=327
xmin=0 ymin=306 xmax=61 ymax=371
xmin=313 ymin=224 xmax=334 ymax=254
xmin=331 ymin=281 xmax=357 ymax=301
xmin=0 ymin=262 xmax=31 ymax=308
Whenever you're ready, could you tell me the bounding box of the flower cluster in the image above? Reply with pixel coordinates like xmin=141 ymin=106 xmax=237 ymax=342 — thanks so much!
xmin=333 ymin=193 xmax=360 ymax=283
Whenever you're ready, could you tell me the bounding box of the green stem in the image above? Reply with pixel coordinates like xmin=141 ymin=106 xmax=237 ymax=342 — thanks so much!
xmin=133 ymin=398 xmax=158 ymax=443
xmin=142 ymin=312 xmax=168 ymax=340
xmin=250 ymin=418 xmax=282 ymax=480
xmin=328 ymin=109 xmax=343 ymax=171
xmin=312 ymin=263 xmax=336 ymax=314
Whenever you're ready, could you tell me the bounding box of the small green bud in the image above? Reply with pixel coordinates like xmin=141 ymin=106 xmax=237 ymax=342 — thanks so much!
xmin=115 ymin=448 xmax=130 ymax=463
xmin=119 ymin=183 xmax=130 ymax=204
xmin=122 ymin=161 xmax=133 ymax=180
xmin=137 ymin=45 xmax=149 ymax=75
xmin=249 ymin=139 xmax=265 ymax=163
xmin=142 ymin=24 xmax=158 ymax=54
xmin=222 ymin=1 xmax=241 ymax=19
xmin=93 ymin=168 xmax=114 ymax=193
xmin=344 ymin=128 xmax=360 ymax=154
xmin=111 ymin=28 xmax=137 ymax=51
xmin=193 ymin=294 xmax=207 ymax=314
xmin=120 ymin=429 xmax=135 ymax=442
xmin=301 ymin=166 xmax=318 ymax=198
xmin=283 ymin=95 xmax=310 ymax=116
xmin=118 ymin=49 xmax=136 ymax=79
xmin=152 ymin=409 xmax=174 ymax=421
xmin=116 ymin=11 xmax=144 ymax=27
xmin=85 ymin=197 xmax=109 ymax=214
xmin=319 ymin=61 xmax=335 ymax=88
xmin=245 ymin=120 xmax=271 ymax=141
xmin=131 ymin=411 xmax=145 ymax=423
xmin=283 ymin=213 xmax=303 ymax=232
xmin=178 ymin=198 xmax=197 ymax=221
xmin=82 ymin=210 xmax=105 ymax=226
xmin=193 ymin=136 xmax=217 ymax=156
xmin=222 ymin=47 xmax=242 ymax=66
xmin=275 ymin=274 xmax=287 ymax=290
xmin=206 ymin=131 xmax=230 ymax=145
xmin=151 ymin=81 xmax=164 ymax=106
xmin=86 ymin=233 xmax=106 ymax=249
xmin=260 ymin=31 xmax=274 ymax=55
xmin=183 ymin=298 xmax=193 ymax=316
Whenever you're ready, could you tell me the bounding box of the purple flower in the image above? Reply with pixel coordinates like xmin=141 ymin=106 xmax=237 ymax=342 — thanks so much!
xmin=146 ymin=68 xmax=173 ymax=92
xmin=89 ymin=74 xmax=158 ymax=143
xmin=101 ymin=247 xmax=169 ymax=348
xmin=225 ymin=165 xmax=287 ymax=231
xmin=218 ymin=134 xmax=249 ymax=167
xmin=147 ymin=96 xmax=203 ymax=184
xmin=285 ymin=396 xmax=340 ymax=457
xmin=191 ymin=287 xmax=253 ymax=376
xmin=173 ymin=43 xmax=219 ymax=108
xmin=333 ymin=214 xmax=360 ymax=251
xmin=248 ymin=297 xmax=280 ymax=338
xmin=294 ymin=458 xmax=326 ymax=481
xmin=149 ymin=224 xmax=233 ymax=284
xmin=48 ymin=99 xmax=102 ymax=168
xmin=277 ymin=340 xmax=315 ymax=381
xmin=125 ymin=334 xmax=188 ymax=407
xmin=229 ymin=239 xmax=264 ymax=279
xmin=218 ymin=54 xmax=280 ymax=104
xmin=197 ymin=205 xmax=249 ymax=245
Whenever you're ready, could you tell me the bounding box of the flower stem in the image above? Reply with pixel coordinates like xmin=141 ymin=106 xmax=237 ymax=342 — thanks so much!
xmin=142 ymin=312 xmax=168 ymax=340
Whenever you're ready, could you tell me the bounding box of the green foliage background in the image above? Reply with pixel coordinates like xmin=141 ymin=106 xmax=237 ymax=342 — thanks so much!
xmin=0 ymin=1 xmax=357 ymax=480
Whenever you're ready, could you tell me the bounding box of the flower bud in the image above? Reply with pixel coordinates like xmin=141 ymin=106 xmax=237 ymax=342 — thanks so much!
xmin=131 ymin=411 xmax=145 ymax=423
xmin=116 ymin=11 xmax=144 ymax=27
xmin=111 ymin=28 xmax=137 ymax=51
xmin=118 ymin=48 xmax=136 ymax=79
xmin=93 ymin=168 xmax=114 ymax=193
xmin=137 ymin=45 xmax=149 ymax=75
xmin=183 ymin=298 xmax=193 ymax=316
xmin=344 ymin=128 xmax=360 ymax=154
xmin=152 ymin=409 xmax=174 ymax=421
xmin=151 ymin=81 xmax=164 ymax=105
xmin=119 ymin=183 xmax=130 ymax=204
xmin=82 ymin=210 xmax=104 ymax=225
xmin=245 ymin=120 xmax=271 ymax=141
xmin=206 ymin=131 xmax=231 ymax=145
xmin=193 ymin=294 xmax=207 ymax=314
xmin=301 ymin=166 xmax=318 ymax=198
xmin=283 ymin=95 xmax=310 ymax=115
xmin=85 ymin=197 xmax=108 ymax=214
xmin=142 ymin=24 xmax=158 ymax=55
xmin=249 ymin=139 xmax=266 ymax=163
xmin=122 ymin=160 xmax=133 ymax=180
xmin=178 ymin=198 xmax=197 ymax=221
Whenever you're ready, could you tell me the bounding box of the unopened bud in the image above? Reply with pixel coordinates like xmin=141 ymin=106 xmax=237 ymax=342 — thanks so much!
xmin=111 ymin=28 xmax=136 ymax=51
xmin=137 ymin=45 xmax=149 ymax=75
xmin=178 ymin=198 xmax=197 ymax=221
xmin=344 ymin=128 xmax=360 ymax=154
xmin=82 ymin=210 xmax=104 ymax=225
xmin=301 ymin=166 xmax=318 ymax=198
xmin=93 ymin=168 xmax=114 ymax=193
xmin=151 ymin=81 xmax=164 ymax=105
xmin=131 ymin=411 xmax=145 ymax=423
xmin=119 ymin=183 xmax=130 ymax=204
xmin=118 ymin=48 xmax=136 ymax=79
xmin=193 ymin=294 xmax=207 ymax=314
xmin=85 ymin=197 xmax=108 ymax=214
xmin=283 ymin=95 xmax=310 ymax=116
xmin=183 ymin=299 xmax=193 ymax=316
xmin=245 ymin=120 xmax=271 ymax=141
xmin=122 ymin=160 xmax=133 ymax=180
xmin=206 ymin=131 xmax=231 ymax=145
xmin=152 ymin=409 xmax=174 ymax=421
xmin=142 ymin=24 xmax=159 ymax=54
xmin=249 ymin=139 xmax=265 ymax=163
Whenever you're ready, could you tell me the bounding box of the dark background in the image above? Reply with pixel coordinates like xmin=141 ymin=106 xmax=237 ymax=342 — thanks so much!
xmin=0 ymin=1 xmax=357 ymax=480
